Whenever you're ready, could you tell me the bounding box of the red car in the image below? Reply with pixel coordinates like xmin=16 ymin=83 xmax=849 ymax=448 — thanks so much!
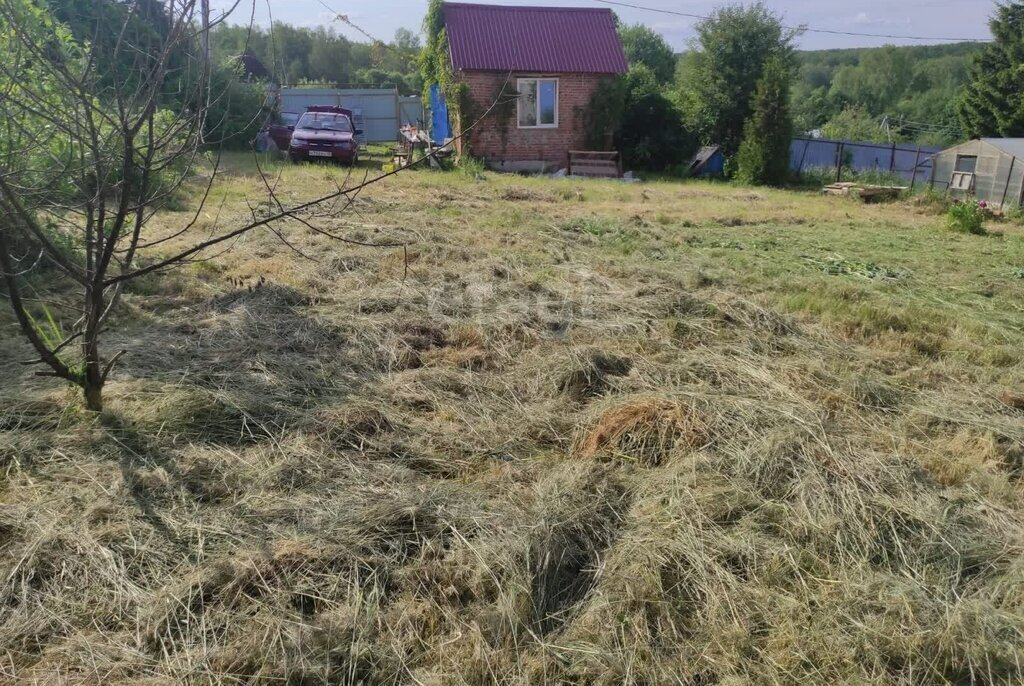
xmin=265 ymin=111 xmax=299 ymax=151
xmin=288 ymin=107 xmax=361 ymax=165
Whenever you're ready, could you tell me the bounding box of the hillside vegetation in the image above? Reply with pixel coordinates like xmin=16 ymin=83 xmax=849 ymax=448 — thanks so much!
xmin=793 ymin=42 xmax=983 ymax=143
xmin=2 ymin=155 xmax=1023 ymax=683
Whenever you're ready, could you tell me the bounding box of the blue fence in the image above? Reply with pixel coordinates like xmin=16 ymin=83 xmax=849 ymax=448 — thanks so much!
xmin=789 ymin=137 xmax=942 ymax=186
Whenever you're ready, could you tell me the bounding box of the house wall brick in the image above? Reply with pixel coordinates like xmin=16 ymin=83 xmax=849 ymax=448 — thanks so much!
xmin=454 ymin=70 xmax=612 ymax=168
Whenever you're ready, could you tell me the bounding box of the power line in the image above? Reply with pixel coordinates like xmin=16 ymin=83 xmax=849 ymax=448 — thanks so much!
xmin=314 ymin=0 xmax=378 ymax=43
xmin=313 ymin=0 xmax=416 ymax=62
xmin=588 ymin=0 xmax=992 ymax=43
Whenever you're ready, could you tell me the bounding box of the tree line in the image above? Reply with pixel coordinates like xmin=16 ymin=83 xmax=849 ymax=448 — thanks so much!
xmin=247 ymin=0 xmax=1008 ymax=178
xmin=209 ymin=23 xmax=422 ymax=94
xmin=596 ymin=2 xmax=1023 ymax=179
xmin=792 ymin=43 xmax=983 ymax=145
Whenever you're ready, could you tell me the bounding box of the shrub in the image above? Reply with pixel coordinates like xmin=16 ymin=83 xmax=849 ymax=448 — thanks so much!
xmin=203 ymin=62 xmax=269 ymax=150
xmin=616 ymin=93 xmax=696 ymax=172
xmin=612 ymin=65 xmax=697 ymax=172
xmin=582 ymin=77 xmax=626 ymax=151
xmin=946 ymin=199 xmax=988 ymax=234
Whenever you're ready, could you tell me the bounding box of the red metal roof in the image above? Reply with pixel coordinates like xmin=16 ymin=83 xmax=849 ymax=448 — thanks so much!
xmin=444 ymin=2 xmax=628 ymax=74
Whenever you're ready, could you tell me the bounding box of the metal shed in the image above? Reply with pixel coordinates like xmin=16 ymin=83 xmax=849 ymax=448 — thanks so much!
xmin=688 ymin=146 xmax=724 ymax=177
xmin=930 ymin=138 xmax=1024 ymax=210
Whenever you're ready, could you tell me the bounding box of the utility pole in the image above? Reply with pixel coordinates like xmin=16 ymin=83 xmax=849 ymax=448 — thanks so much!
xmin=201 ymin=0 xmax=210 ymax=68
xmin=198 ymin=0 xmax=211 ymax=144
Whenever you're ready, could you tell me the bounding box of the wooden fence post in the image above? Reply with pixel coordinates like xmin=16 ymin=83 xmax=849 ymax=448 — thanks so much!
xmin=889 ymin=142 xmax=897 ymax=173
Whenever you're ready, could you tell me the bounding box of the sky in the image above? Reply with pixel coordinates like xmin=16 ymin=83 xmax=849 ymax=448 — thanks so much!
xmin=210 ymin=0 xmax=995 ymax=51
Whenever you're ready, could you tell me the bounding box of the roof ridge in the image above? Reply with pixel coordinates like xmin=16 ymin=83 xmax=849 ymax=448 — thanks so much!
xmin=443 ymin=2 xmax=612 ymax=12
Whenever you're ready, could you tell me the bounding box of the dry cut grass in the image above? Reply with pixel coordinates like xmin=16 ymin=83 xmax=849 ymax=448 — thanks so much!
xmin=1 ymin=154 xmax=1023 ymax=684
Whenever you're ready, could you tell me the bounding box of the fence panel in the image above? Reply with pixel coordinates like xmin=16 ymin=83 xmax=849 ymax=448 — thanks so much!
xmin=398 ymin=96 xmax=425 ymax=128
xmin=790 ymin=137 xmax=942 ymax=186
xmin=278 ymin=87 xmax=415 ymax=143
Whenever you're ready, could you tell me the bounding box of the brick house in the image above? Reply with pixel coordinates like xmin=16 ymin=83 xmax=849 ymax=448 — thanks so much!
xmin=441 ymin=2 xmax=628 ymax=171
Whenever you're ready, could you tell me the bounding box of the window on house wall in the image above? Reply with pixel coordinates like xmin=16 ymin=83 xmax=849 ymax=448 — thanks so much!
xmin=517 ymin=78 xmax=558 ymax=128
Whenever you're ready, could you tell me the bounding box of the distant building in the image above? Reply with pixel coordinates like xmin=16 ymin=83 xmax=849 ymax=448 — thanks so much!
xmin=930 ymin=138 xmax=1024 ymax=210
xmin=439 ymin=2 xmax=628 ymax=172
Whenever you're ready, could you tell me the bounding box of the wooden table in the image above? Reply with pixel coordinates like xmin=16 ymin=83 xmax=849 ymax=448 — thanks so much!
xmin=397 ymin=127 xmax=453 ymax=169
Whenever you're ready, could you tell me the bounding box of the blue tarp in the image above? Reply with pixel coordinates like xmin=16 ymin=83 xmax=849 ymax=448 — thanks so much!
xmin=429 ymin=84 xmax=450 ymax=145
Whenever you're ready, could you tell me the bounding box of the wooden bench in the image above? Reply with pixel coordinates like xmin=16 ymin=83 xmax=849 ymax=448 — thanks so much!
xmin=568 ymin=150 xmax=622 ymax=178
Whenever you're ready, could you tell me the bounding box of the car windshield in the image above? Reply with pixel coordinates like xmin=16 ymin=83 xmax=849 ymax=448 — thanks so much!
xmin=296 ymin=112 xmax=352 ymax=132
xmin=279 ymin=112 xmax=299 ymax=127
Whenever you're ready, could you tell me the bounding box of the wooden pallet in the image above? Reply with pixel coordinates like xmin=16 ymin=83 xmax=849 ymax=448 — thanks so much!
xmin=823 ymin=182 xmax=907 ymax=202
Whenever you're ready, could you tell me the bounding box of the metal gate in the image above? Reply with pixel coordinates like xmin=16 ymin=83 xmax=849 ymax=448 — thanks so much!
xmin=277 ymin=87 xmax=424 ymax=143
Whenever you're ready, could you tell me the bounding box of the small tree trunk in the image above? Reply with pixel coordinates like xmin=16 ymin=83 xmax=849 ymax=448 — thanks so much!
xmin=82 ymin=284 xmax=105 ymax=412
xmin=83 ymin=377 xmax=103 ymax=412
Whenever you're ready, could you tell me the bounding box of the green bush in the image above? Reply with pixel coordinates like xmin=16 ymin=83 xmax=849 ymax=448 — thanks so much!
xmin=612 ymin=67 xmax=696 ymax=172
xmin=616 ymin=92 xmax=696 ymax=172
xmin=582 ymin=77 xmax=626 ymax=151
xmin=946 ymin=199 xmax=988 ymax=234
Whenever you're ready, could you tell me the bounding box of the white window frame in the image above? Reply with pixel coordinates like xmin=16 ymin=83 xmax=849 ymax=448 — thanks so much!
xmin=517 ymin=77 xmax=559 ymax=129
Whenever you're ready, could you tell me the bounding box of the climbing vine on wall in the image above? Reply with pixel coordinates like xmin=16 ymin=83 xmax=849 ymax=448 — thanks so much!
xmin=420 ymin=0 xmax=481 ymax=156
xmin=420 ymin=0 xmax=447 ymax=99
